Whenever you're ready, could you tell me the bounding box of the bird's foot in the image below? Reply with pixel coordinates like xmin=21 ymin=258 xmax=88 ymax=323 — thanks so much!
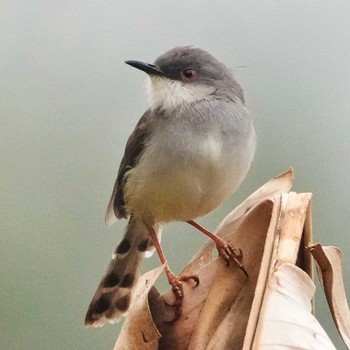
xmin=164 ymin=272 xmax=200 ymax=322
xmin=216 ymin=238 xmax=248 ymax=277
xmin=186 ymin=220 xmax=248 ymax=277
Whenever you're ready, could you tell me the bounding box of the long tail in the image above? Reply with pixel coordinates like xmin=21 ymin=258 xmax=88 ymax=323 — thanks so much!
xmin=85 ymin=217 xmax=152 ymax=327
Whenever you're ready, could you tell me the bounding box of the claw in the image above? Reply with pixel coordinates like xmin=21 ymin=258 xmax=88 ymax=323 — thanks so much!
xmin=186 ymin=220 xmax=248 ymax=277
xmin=217 ymin=241 xmax=248 ymax=277
xmin=179 ymin=274 xmax=200 ymax=288
xmin=164 ymin=273 xmax=200 ymax=322
xmin=233 ymin=248 xmax=243 ymax=259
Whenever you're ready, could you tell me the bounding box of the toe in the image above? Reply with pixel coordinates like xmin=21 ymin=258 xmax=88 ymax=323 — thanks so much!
xmin=179 ymin=274 xmax=200 ymax=288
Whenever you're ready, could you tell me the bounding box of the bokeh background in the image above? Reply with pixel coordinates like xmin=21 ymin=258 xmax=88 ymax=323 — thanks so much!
xmin=1 ymin=1 xmax=349 ymax=349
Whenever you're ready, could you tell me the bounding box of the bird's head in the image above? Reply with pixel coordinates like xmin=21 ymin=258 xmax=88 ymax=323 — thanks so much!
xmin=125 ymin=46 xmax=244 ymax=111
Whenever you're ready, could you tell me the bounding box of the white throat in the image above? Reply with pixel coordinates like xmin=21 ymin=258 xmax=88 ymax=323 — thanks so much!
xmin=147 ymin=76 xmax=215 ymax=111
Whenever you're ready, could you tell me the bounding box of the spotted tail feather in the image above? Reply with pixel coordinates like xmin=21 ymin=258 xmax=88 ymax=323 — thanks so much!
xmin=85 ymin=218 xmax=151 ymax=327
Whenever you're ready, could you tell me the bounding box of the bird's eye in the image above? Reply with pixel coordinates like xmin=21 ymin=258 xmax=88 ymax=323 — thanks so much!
xmin=181 ymin=68 xmax=197 ymax=82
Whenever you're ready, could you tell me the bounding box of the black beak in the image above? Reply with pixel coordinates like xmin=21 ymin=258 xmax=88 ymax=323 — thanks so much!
xmin=125 ymin=60 xmax=165 ymax=77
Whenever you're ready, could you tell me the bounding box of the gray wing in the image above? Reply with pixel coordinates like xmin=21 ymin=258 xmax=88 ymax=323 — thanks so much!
xmin=105 ymin=109 xmax=154 ymax=225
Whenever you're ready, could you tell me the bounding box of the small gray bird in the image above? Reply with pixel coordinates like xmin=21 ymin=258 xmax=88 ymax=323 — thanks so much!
xmin=85 ymin=46 xmax=256 ymax=327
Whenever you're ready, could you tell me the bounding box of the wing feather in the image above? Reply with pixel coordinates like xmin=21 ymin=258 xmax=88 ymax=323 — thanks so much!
xmin=105 ymin=109 xmax=154 ymax=224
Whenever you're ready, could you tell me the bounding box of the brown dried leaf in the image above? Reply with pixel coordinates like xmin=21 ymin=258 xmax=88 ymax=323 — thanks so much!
xmin=308 ymin=244 xmax=350 ymax=349
xmin=274 ymin=192 xmax=312 ymax=267
xmin=243 ymin=191 xmax=313 ymax=350
xmin=113 ymin=265 xmax=164 ymax=350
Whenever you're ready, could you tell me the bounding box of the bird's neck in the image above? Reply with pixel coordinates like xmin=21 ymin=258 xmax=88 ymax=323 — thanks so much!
xmin=147 ymin=76 xmax=215 ymax=112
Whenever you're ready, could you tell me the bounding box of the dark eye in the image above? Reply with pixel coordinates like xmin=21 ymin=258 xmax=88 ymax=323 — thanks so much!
xmin=181 ymin=68 xmax=197 ymax=81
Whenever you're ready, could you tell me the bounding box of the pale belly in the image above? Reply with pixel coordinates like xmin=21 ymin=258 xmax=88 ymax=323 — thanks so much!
xmin=123 ymin=133 xmax=254 ymax=224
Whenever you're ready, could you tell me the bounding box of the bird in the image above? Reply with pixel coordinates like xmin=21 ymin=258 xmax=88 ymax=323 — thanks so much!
xmin=84 ymin=46 xmax=256 ymax=327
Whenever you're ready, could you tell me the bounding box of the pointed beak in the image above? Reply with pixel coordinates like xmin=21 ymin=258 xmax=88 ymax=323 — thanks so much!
xmin=125 ymin=60 xmax=165 ymax=77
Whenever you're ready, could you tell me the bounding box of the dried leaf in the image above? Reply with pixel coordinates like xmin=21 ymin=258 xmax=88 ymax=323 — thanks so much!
xmin=252 ymin=263 xmax=336 ymax=349
xmin=274 ymin=192 xmax=312 ymax=267
xmin=150 ymin=199 xmax=274 ymax=350
xmin=113 ymin=265 xmax=164 ymax=350
xmin=243 ymin=191 xmax=313 ymax=349
xmin=308 ymin=244 xmax=350 ymax=349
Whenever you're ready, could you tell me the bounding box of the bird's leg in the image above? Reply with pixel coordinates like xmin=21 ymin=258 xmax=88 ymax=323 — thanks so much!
xmin=186 ymin=220 xmax=248 ymax=277
xmin=148 ymin=225 xmax=199 ymax=321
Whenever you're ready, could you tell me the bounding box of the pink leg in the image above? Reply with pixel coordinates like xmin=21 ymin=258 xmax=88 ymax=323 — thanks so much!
xmin=186 ymin=220 xmax=248 ymax=277
xmin=148 ymin=225 xmax=199 ymax=321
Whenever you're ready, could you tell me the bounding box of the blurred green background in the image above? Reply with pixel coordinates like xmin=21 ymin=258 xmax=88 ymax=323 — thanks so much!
xmin=1 ymin=1 xmax=349 ymax=349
